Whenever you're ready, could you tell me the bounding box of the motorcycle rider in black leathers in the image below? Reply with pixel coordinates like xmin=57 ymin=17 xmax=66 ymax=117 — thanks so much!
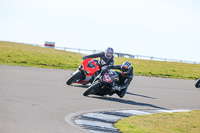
xmin=103 ymin=61 xmax=134 ymax=98
xmin=82 ymin=47 xmax=114 ymax=69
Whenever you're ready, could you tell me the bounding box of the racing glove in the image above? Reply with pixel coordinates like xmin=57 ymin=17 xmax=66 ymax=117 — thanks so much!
xmin=101 ymin=67 xmax=108 ymax=73
xmin=82 ymin=56 xmax=87 ymax=60
xmin=101 ymin=66 xmax=107 ymax=70
xmin=112 ymin=86 xmax=121 ymax=91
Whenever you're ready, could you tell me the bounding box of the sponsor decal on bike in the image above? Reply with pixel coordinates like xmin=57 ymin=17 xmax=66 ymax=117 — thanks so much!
xmin=103 ymin=73 xmax=112 ymax=83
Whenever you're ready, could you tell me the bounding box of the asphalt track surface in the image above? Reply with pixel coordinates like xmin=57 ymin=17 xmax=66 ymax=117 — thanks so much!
xmin=0 ymin=65 xmax=200 ymax=133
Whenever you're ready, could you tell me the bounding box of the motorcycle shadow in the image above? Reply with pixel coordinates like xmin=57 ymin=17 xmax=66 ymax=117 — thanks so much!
xmin=88 ymin=95 xmax=168 ymax=110
xmin=126 ymin=92 xmax=157 ymax=99
xmin=70 ymin=84 xmax=90 ymax=89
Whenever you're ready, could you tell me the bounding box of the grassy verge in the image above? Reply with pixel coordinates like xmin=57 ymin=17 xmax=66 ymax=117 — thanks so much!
xmin=114 ymin=110 xmax=200 ymax=133
xmin=115 ymin=58 xmax=200 ymax=80
xmin=0 ymin=41 xmax=200 ymax=79
xmin=0 ymin=41 xmax=83 ymax=70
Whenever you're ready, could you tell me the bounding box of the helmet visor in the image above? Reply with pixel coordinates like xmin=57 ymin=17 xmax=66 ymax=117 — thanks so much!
xmin=106 ymin=52 xmax=112 ymax=58
xmin=107 ymin=52 xmax=112 ymax=56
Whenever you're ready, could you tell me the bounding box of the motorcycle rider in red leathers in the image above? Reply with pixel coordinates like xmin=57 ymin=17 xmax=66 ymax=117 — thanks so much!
xmin=103 ymin=61 xmax=134 ymax=98
xmin=82 ymin=47 xmax=114 ymax=69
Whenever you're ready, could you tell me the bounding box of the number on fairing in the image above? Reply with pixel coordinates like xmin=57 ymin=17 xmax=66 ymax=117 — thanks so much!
xmin=103 ymin=73 xmax=112 ymax=83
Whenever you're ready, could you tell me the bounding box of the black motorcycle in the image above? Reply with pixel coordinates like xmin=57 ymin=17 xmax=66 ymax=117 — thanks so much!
xmin=195 ymin=78 xmax=200 ymax=88
xmin=83 ymin=70 xmax=120 ymax=96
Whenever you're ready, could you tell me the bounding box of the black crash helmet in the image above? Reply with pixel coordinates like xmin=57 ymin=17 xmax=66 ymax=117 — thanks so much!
xmin=121 ymin=61 xmax=132 ymax=74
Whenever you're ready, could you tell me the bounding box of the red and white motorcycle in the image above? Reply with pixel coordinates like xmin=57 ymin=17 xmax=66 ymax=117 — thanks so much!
xmin=66 ymin=58 xmax=100 ymax=85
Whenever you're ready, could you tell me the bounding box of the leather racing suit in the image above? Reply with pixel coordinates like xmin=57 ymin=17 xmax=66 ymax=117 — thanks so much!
xmin=104 ymin=65 xmax=134 ymax=98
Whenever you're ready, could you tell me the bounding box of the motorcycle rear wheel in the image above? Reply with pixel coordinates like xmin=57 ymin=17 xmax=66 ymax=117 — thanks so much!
xmin=83 ymin=82 xmax=101 ymax=96
xmin=195 ymin=78 xmax=200 ymax=88
xmin=66 ymin=71 xmax=83 ymax=85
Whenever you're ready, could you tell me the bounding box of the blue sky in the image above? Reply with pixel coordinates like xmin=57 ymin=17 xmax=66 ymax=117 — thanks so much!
xmin=1 ymin=0 xmax=200 ymax=62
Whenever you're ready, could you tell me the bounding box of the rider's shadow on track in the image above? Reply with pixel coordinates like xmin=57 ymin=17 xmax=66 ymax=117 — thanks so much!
xmin=126 ymin=92 xmax=157 ymax=99
xmin=69 ymin=85 xmax=90 ymax=89
xmin=88 ymin=94 xmax=168 ymax=110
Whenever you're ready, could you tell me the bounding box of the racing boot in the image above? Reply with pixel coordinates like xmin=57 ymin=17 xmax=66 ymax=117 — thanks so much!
xmin=115 ymin=87 xmax=127 ymax=98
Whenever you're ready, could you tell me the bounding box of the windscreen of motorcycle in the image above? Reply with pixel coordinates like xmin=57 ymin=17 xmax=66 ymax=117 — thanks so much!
xmin=108 ymin=71 xmax=119 ymax=81
xmin=102 ymin=71 xmax=119 ymax=87
xmin=103 ymin=71 xmax=119 ymax=83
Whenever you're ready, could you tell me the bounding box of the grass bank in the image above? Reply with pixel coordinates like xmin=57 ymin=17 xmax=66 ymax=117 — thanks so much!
xmin=0 ymin=41 xmax=199 ymax=79
xmin=0 ymin=41 xmax=83 ymax=69
xmin=114 ymin=110 xmax=200 ymax=133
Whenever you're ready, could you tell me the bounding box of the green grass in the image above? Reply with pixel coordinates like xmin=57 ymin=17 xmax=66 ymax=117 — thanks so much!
xmin=114 ymin=110 xmax=200 ymax=133
xmin=0 ymin=41 xmax=200 ymax=79
xmin=0 ymin=41 xmax=83 ymax=70
xmin=115 ymin=58 xmax=200 ymax=80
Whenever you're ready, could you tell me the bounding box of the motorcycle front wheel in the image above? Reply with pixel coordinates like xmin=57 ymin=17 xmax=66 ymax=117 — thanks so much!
xmin=195 ymin=78 xmax=200 ymax=88
xmin=83 ymin=82 xmax=101 ymax=96
xmin=66 ymin=71 xmax=83 ymax=85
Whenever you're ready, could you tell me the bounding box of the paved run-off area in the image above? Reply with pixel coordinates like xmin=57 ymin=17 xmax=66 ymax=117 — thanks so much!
xmin=0 ymin=65 xmax=200 ymax=133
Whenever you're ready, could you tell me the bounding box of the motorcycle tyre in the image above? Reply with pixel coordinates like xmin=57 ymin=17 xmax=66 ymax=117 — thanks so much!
xmin=195 ymin=78 xmax=200 ymax=88
xmin=83 ymin=82 xmax=101 ymax=96
xmin=66 ymin=71 xmax=83 ymax=85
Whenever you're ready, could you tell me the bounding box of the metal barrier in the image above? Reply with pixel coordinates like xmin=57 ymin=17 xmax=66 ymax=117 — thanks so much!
xmin=54 ymin=46 xmax=200 ymax=64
